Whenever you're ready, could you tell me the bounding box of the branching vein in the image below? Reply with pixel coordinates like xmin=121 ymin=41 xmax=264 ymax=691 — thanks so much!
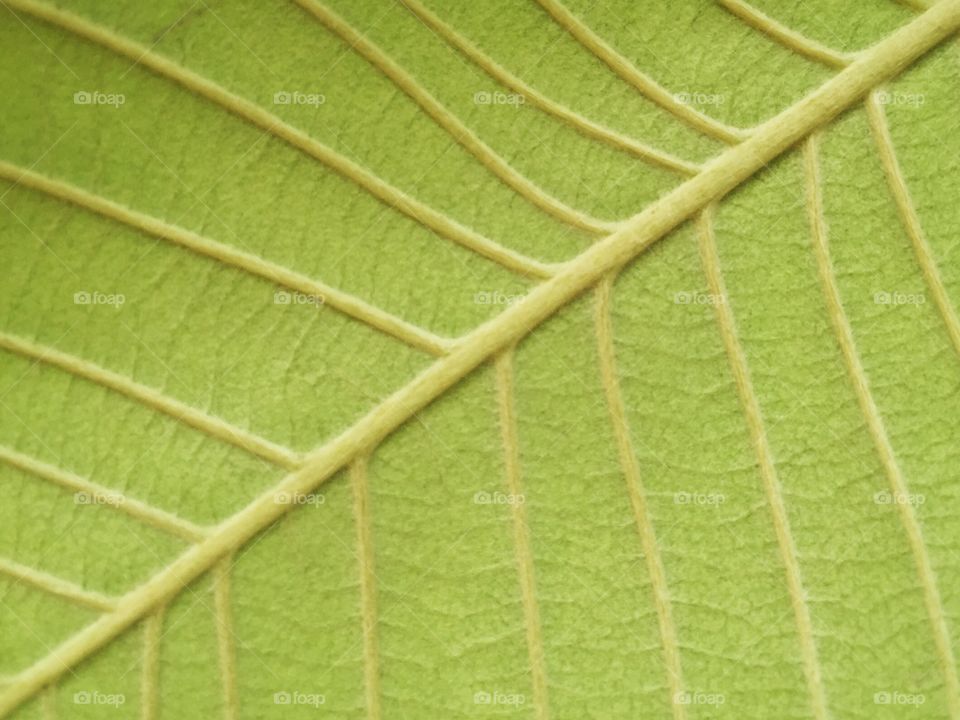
xmin=3 ymin=0 xmax=555 ymax=280
xmin=0 ymin=330 xmax=303 ymax=470
xmin=494 ymin=349 xmax=549 ymax=720
xmin=399 ymin=0 xmax=703 ymax=175
xmin=1 ymin=2 xmax=958 ymax=713
xmin=804 ymin=134 xmax=960 ymax=718
xmin=0 ymin=445 xmax=208 ymax=543
xmin=0 ymin=556 xmax=117 ymax=613
xmin=535 ymin=0 xmax=748 ymax=143
xmin=0 ymin=161 xmax=453 ymax=357
xmin=697 ymin=208 xmax=830 ymax=720
xmin=213 ymin=559 xmax=238 ymax=720
xmin=140 ymin=607 xmax=164 ymax=720
xmin=717 ymin=0 xmax=854 ymax=68
xmin=594 ymin=274 xmax=685 ymax=720
xmin=295 ymin=0 xmax=621 ymax=235
xmin=350 ymin=457 xmax=382 ymax=720
xmin=864 ymin=91 xmax=960 ymax=361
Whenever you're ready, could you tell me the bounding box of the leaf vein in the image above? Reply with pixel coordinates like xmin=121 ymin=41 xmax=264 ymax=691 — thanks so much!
xmin=213 ymin=559 xmax=239 ymax=720
xmin=697 ymin=209 xmax=830 ymax=720
xmin=494 ymin=350 xmax=549 ymax=719
xmin=0 ymin=161 xmax=453 ymax=357
xmin=3 ymin=0 xmax=554 ymax=280
xmin=804 ymin=134 xmax=960 ymax=718
xmin=350 ymin=457 xmax=382 ymax=720
xmin=140 ymin=607 xmax=164 ymax=720
xmin=716 ymin=0 xmax=855 ymax=68
xmin=399 ymin=0 xmax=702 ymax=175
xmin=534 ymin=0 xmax=748 ymax=142
xmin=0 ymin=330 xmax=303 ymax=470
xmin=295 ymin=0 xmax=621 ymax=234
xmin=0 ymin=556 xmax=117 ymax=614
xmin=2 ymin=4 xmax=958 ymax=711
xmin=594 ymin=274 xmax=685 ymax=720
xmin=864 ymin=91 xmax=960 ymax=360
xmin=0 ymin=445 xmax=209 ymax=543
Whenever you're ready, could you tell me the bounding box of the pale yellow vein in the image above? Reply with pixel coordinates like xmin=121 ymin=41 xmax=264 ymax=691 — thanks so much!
xmin=0 ymin=557 xmax=117 ymax=613
xmin=398 ymin=0 xmax=702 ymax=175
xmin=697 ymin=208 xmax=830 ymax=720
xmin=3 ymin=0 xmax=555 ymax=280
xmin=717 ymin=0 xmax=855 ymax=68
xmin=594 ymin=274 xmax=685 ymax=720
xmin=2 ymin=4 xmax=958 ymax=712
xmin=0 ymin=331 xmax=302 ymax=470
xmin=0 ymin=161 xmax=453 ymax=357
xmin=494 ymin=349 xmax=549 ymax=720
xmin=213 ymin=559 xmax=239 ymax=720
xmin=295 ymin=0 xmax=620 ymax=235
xmin=0 ymin=445 xmax=208 ymax=543
xmin=803 ymin=134 xmax=960 ymax=719
xmin=864 ymin=92 xmax=960 ymax=360
xmin=140 ymin=607 xmax=164 ymax=720
xmin=535 ymin=0 xmax=747 ymax=143
xmin=40 ymin=685 xmax=55 ymax=720
xmin=350 ymin=457 xmax=382 ymax=720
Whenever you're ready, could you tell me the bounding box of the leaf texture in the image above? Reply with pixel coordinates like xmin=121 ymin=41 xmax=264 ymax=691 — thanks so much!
xmin=1 ymin=0 xmax=959 ymax=718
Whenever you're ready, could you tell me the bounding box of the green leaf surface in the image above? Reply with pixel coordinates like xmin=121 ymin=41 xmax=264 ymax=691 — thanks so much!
xmin=1 ymin=0 xmax=959 ymax=718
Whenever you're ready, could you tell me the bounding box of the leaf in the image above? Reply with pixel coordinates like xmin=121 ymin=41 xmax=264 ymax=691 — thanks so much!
xmin=0 ymin=0 xmax=959 ymax=718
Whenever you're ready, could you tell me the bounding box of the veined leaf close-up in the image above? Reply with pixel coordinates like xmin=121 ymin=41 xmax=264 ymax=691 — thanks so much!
xmin=1 ymin=0 xmax=959 ymax=717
